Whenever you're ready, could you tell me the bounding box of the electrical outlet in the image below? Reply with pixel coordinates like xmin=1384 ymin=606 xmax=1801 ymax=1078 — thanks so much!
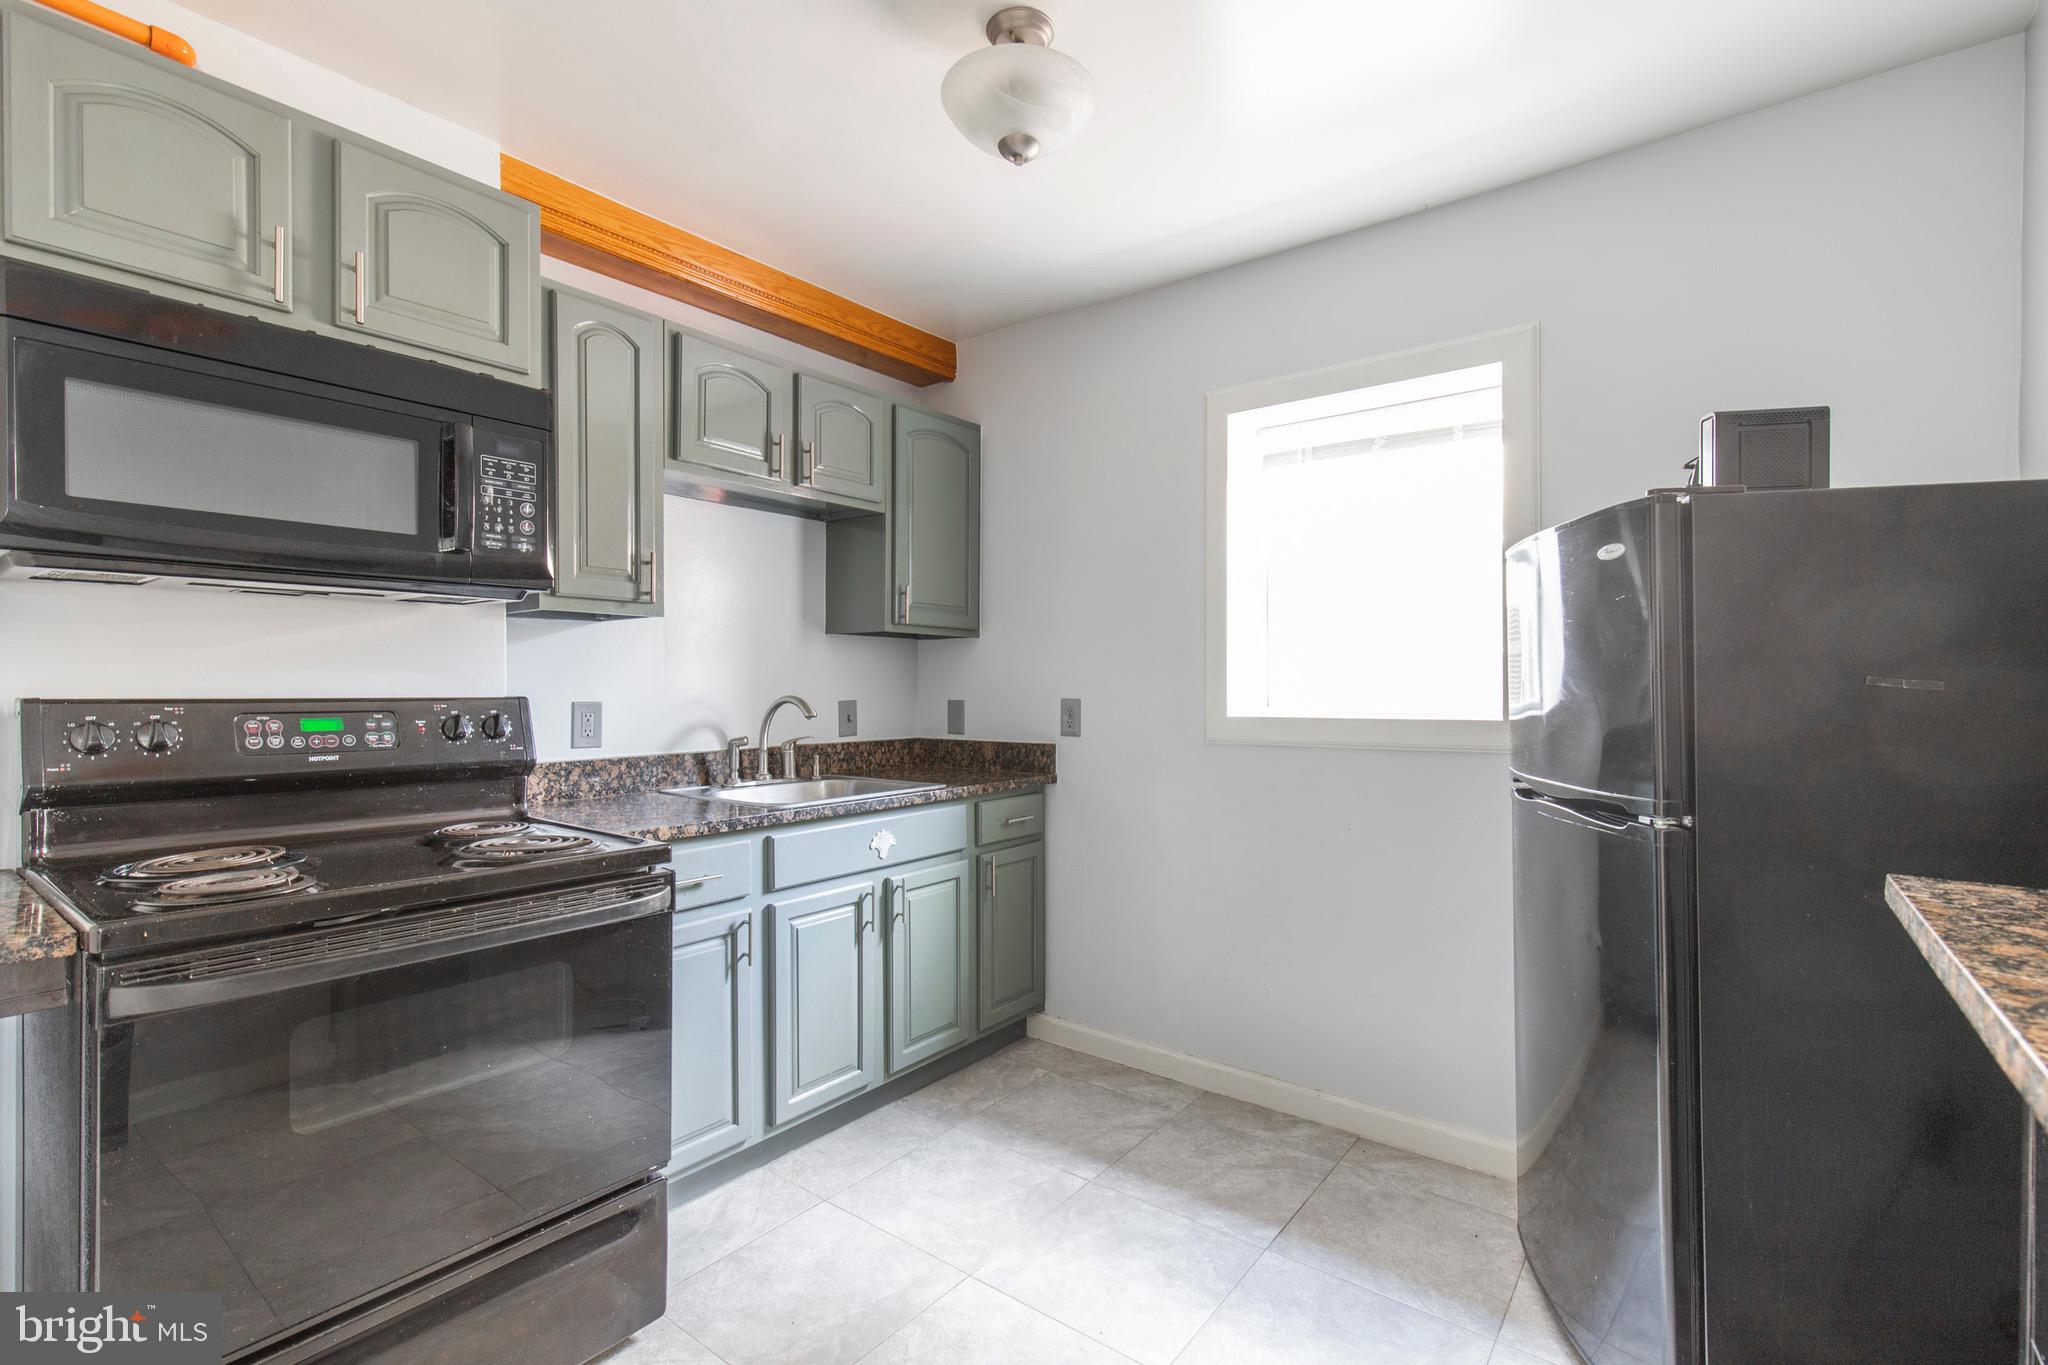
xmin=947 ymin=699 xmax=966 ymax=735
xmin=838 ymin=700 xmax=858 ymax=737
xmin=1060 ymin=698 xmax=1082 ymax=737
xmin=571 ymin=701 xmax=602 ymax=749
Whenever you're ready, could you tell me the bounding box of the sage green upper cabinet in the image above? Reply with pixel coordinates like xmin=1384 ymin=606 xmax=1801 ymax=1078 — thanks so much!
xmin=670 ymin=904 xmax=761 ymax=1172
xmin=2 ymin=9 xmax=292 ymax=311
xmin=795 ymin=373 xmax=887 ymax=510
xmin=826 ymin=403 xmax=981 ymax=638
xmin=885 ymin=858 xmax=975 ymax=1074
xmin=670 ymin=330 xmax=791 ymax=487
xmin=513 ymin=286 xmax=663 ymax=618
xmin=334 ymin=140 xmax=536 ymax=375
xmin=767 ymin=876 xmax=884 ymax=1126
xmin=978 ymin=841 xmax=1045 ymax=1032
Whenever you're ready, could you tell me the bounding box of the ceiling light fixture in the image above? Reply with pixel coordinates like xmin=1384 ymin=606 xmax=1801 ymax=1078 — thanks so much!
xmin=941 ymin=6 xmax=1095 ymax=166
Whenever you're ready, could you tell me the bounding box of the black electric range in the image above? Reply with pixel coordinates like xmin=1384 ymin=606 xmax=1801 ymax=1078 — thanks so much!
xmin=18 ymin=698 xmax=674 ymax=1365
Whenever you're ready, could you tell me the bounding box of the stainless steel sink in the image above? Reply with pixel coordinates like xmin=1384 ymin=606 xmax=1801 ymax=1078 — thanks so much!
xmin=660 ymin=776 xmax=944 ymax=809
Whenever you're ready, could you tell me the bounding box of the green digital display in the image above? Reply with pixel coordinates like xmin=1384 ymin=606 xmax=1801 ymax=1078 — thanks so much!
xmin=298 ymin=717 xmax=345 ymax=733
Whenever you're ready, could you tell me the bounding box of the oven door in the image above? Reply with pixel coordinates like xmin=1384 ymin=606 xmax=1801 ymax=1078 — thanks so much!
xmin=86 ymin=879 xmax=672 ymax=1358
xmin=1 ymin=320 xmax=476 ymax=587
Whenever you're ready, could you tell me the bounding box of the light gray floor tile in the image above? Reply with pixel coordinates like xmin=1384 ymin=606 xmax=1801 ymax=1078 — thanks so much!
xmin=1175 ymin=1252 xmax=1494 ymax=1365
xmin=976 ymin=1184 xmax=1261 ymax=1365
xmin=955 ymin=1073 xmax=1176 ymax=1178
xmin=1097 ymin=1110 xmax=1340 ymax=1245
xmin=1046 ymin=1053 xmax=1201 ymax=1112
xmin=769 ymin=1102 xmax=952 ymax=1198
xmin=1175 ymin=1092 xmax=1358 ymax=1163
xmin=899 ymin=1050 xmax=1049 ymax=1125
xmin=1494 ymin=1263 xmax=1578 ymax=1364
xmin=856 ymin=1279 xmax=1131 ymax=1365
xmin=1270 ymin=1162 xmax=1522 ymax=1336
xmin=1345 ymin=1140 xmax=1518 ymax=1219
xmin=1489 ymin=1344 xmax=1556 ymax=1365
xmin=670 ymin=1203 xmax=961 ymax=1365
xmin=592 ymin=1316 xmax=723 ymax=1364
xmin=997 ymin=1038 xmax=1089 ymax=1072
xmin=667 ymin=1167 xmax=819 ymax=1284
xmin=832 ymin=1127 xmax=1085 ymax=1271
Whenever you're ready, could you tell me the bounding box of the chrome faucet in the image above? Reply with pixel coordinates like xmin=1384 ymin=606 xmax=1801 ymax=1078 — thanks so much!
xmin=758 ymin=694 xmax=816 ymax=781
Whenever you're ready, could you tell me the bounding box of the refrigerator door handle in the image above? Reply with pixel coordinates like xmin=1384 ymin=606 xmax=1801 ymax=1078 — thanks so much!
xmin=1511 ymin=783 xmax=1641 ymax=834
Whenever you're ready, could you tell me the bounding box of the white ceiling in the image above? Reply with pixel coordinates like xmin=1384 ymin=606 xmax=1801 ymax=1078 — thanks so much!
xmin=177 ymin=0 xmax=2033 ymax=339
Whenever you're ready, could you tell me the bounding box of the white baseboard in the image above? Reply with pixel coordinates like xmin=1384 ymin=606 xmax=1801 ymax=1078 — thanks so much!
xmin=1027 ymin=1012 xmax=1516 ymax=1179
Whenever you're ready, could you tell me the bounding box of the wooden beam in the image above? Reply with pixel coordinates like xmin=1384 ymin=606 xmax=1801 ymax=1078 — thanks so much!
xmin=500 ymin=155 xmax=956 ymax=387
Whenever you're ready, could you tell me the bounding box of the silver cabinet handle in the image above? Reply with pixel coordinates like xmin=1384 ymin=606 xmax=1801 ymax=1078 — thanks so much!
xmin=897 ymin=583 xmax=910 ymax=624
xmin=675 ymin=872 xmax=724 ymax=892
xmin=353 ymin=249 xmax=367 ymax=324
xmin=641 ymin=547 xmax=658 ymax=604
xmin=887 ymin=880 xmax=904 ymax=927
xmin=1003 ymin=814 xmax=1036 ymax=827
xmin=983 ymin=858 xmax=994 ymax=899
xmin=732 ymin=914 xmax=753 ymax=967
xmin=859 ymin=889 xmax=875 ymax=936
xmin=800 ymin=439 xmax=815 ymax=486
xmin=272 ymin=224 xmax=286 ymax=303
xmin=769 ymin=432 xmax=784 ymax=478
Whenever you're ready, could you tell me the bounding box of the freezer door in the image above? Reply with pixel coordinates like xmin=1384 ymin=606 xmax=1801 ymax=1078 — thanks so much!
xmin=1513 ymin=784 xmax=1697 ymax=1365
xmin=1507 ymin=496 xmax=1687 ymax=816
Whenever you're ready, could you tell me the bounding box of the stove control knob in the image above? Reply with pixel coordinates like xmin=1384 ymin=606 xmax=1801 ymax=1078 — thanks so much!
xmin=479 ymin=711 xmax=509 ymax=740
xmin=440 ymin=712 xmax=474 ymax=742
xmin=64 ymin=720 xmax=117 ymax=756
xmin=132 ymin=718 xmax=182 ymax=754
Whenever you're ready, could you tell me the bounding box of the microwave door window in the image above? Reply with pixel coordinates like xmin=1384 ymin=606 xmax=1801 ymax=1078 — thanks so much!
xmin=63 ymin=378 xmax=420 ymax=535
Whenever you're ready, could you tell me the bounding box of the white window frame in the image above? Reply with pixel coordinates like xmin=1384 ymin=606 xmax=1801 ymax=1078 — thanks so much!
xmin=1204 ymin=324 xmax=1541 ymax=751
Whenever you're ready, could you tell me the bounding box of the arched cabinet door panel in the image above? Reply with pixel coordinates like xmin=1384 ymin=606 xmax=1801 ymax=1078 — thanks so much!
xmin=333 ymin=139 xmax=536 ymax=375
xmin=670 ymin=331 xmax=793 ymax=487
xmin=3 ymin=10 xmax=292 ymax=310
xmin=796 ymin=373 xmax=886 ymax=509
xmin=893 ymin=406 xmax=981 ymax=634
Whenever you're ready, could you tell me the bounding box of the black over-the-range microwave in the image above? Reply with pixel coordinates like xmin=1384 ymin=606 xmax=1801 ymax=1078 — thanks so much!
xmin=0 ymin=258 xmax=553 ymax=602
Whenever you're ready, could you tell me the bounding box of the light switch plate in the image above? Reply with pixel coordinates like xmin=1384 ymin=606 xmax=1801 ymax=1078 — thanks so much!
xmin=571 ymin=701 xmax=602 ymax=749
xmin=838 ymin=700 xmax=858 ymax=737
xmin=1060 ymin=698 xmax=1082 ymax=737
xmin=947 ymin=700 xmax=966 ymax=735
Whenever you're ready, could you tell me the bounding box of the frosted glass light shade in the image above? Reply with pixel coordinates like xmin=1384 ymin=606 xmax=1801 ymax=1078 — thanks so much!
xmin=941 ymin=42 xmax=1096 ymax=164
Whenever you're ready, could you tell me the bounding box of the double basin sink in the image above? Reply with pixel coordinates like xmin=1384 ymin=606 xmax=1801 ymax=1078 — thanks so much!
xmin=661 ymin=776 xmax=943 ymax=811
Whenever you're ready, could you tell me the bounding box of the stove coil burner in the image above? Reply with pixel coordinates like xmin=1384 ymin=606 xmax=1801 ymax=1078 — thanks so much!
xmin=426 ymin=820 xmax=536 ymax=845
xmin=129 ymin=865 xmax=321 ymax=911
xmin=449 ymin=831 xmax=600 ymax=862
xmin=101 ymin=844 xmax=303 ymax=887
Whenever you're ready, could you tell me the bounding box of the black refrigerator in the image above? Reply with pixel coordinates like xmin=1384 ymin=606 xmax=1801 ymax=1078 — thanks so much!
xmin=1506 ymin=480 xmax=2048 ymax=1363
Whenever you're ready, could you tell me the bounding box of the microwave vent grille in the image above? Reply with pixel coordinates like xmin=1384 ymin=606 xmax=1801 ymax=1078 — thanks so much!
xmin=31 ymin=568 xmax=155 ymax=585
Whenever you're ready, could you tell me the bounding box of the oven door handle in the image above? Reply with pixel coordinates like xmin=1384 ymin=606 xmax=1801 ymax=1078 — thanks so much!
xmin=101 ymin=880 xmax=671 ymax=1021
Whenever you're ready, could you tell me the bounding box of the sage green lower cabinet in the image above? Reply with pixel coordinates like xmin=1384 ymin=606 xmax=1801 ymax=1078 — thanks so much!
xmin=2 ymin=7 xmax=294 ymax=312
xmin=767 ymin=875 xmax=885 ymax=1126
xmin=670 ymin=904 xmax=761 ymax=1171
xmin=885 ymin=858 xmax=975 ymax=1074
xmin=513 ymin=285 xmax=664 ymax=618
xmin=978 ymin=841 xmax=1046 ymax=1031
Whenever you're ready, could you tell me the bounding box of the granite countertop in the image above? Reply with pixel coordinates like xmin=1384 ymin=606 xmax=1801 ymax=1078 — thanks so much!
xmin=1886 ymin=874 xmax=2048 ymax=1128
xmin=1 ymin=868 xmax=79 ymax=965
xmin=530 ymin=738 xmax=1056 ymax=842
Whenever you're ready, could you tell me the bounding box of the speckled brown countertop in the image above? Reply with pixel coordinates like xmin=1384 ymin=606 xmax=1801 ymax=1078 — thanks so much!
xmin=0 ymin=869 xmax=78 ymax=965
xmin=530 ymin=738 xmax=1055 ymax=842
xmin=1886 ymin=874 xmax=2048 ymax=1128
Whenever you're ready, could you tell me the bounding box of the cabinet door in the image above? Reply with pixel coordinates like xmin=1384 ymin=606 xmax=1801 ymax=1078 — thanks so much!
xmin=885 ymin=858 xmax=974 ymax=1074
xmin=334 ymin=140 xmax=537 ymax=374
xmin=3 ymin=11 xmax=292 ymax=310
xmin=670 ymin=906 xmax=761 ymax=1172
xmin=671 ymin=332 xmax=792 ymax=485
xmin=796 ymin=374 xmax=887 ymax=509
xmin=544 ymin=286 xmax=663 ymax=609
xmin=893 ymin=406 xmax=980 ymax=633
xmin=978 ymin=842 xmax=1045 ymax=1031
xmin=768 ymin=876 xmax=882 ymax=1125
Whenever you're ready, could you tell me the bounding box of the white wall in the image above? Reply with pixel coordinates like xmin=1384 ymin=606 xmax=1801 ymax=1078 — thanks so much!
xmin=504 ymin=259 xmax=928 ymax=760
xmin=2025 ymin=16 xmax=2048 ymax=476
xmin=918 ymin=38 xmax=2025 ymax=1149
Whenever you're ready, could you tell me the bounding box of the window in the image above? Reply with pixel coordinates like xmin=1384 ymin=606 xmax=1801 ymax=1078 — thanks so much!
xmin=1205 ymin=326 xmax=1539 ymax=749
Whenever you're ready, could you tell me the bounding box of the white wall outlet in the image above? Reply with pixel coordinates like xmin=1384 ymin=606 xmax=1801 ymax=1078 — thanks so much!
xmin=571 ymin=701 xmax=602 ymax=749
xmin=838 ymin=700 xmax=858 ymax=737
xmin=947 ymin=699 xmax=966 ymax=735
xmin=1060 ymin=698 xmax=1082 ymax=737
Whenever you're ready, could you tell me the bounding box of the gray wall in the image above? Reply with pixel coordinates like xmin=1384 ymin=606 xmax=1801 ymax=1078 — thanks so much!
xmin=917 ymin=37 xmax=2026 ymax=1150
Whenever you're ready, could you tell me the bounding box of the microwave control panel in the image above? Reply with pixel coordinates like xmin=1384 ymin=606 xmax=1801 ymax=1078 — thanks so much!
xmin=475 ymin=431 xmax=543 ymax=560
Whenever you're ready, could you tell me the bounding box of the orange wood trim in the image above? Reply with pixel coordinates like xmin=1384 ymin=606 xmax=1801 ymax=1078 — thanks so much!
xmin=500 ymin=154 xmax=955 ymax=387
xmin=31 ymin=0 xmax=195 ymax=63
